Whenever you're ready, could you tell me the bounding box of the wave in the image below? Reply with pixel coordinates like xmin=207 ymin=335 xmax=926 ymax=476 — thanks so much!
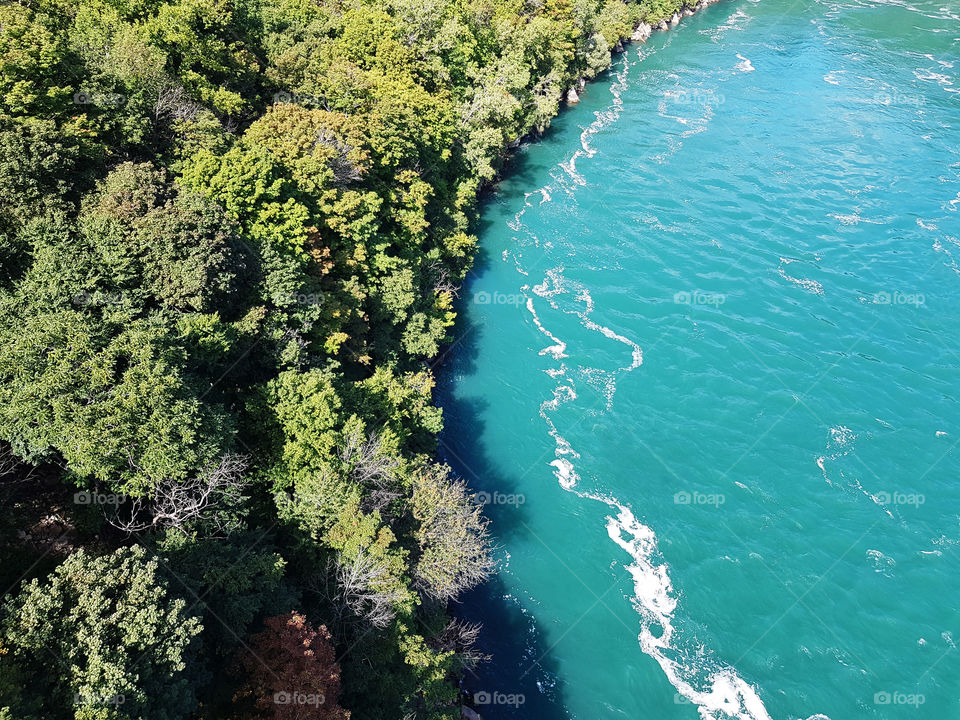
xmin=526 ymin=294 xmax=568 ymax=359
xmin=700 ymin=8 xmax=752 ymax=42
xmin=532 ymin=269 xmax=642 ymax=372
xmin=525 ymin=272 xmax=772 ymax=720
xmin=538 ymin=492 xmax=774 ymax=720
xmin=816 ymin=424 xmax=856 ymax=485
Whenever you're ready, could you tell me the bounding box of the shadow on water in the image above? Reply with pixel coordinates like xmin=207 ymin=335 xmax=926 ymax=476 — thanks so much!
xmin=433 ymin=317 xmax=571 ymax=720
xmin=435 ymin=353 xmax=571 ymax=719
xmin=432 ymin=220 xmax=570 ymax=720
xmin=426 ymin=79 xmax=631 ymax=719
xmin=432 ymin=309 xmax=532 ymax=545
xmin=455 ymin=574 xmax=570 ymax=720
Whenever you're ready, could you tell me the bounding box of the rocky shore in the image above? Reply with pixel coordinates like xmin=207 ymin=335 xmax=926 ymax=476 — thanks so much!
xmin=565 ymin=0 xmax=723 ymax=105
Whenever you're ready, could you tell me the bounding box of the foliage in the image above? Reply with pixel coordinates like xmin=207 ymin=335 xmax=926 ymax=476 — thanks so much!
xmin=410 ymin=462 xmax=494 ymax=602
xmin=234 ymin=612 xmax=350 ymax=720
xmin=0 ymin=0 xmax=686 ymax=716
xmin=0 ymin=545 xmax=203 ymax=720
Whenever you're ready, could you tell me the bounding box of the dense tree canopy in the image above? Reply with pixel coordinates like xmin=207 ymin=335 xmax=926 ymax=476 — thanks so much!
xmin=0 ymin=0 xmax=687 ymax=717
xmin=0 ymin=546 xmax=203 ymax=719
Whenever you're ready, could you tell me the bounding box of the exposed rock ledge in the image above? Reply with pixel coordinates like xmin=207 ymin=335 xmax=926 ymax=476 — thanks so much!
xmin=632 ymin=0 xmax=723 ymax=43
xmin=566 ymin=0 xmax=722 ymax=104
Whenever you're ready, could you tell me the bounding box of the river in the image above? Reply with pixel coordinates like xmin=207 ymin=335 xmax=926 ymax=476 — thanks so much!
xmin=438 ymin=1 xmax=960 ymax=717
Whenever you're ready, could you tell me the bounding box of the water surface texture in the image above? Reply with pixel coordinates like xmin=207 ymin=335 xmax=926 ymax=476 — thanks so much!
xmin=438 ymin=1 xmax=960 ymax=718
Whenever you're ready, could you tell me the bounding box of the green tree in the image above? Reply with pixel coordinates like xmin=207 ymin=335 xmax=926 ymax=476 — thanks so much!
xmin=0 ymin=546 xmax=203 ymax=720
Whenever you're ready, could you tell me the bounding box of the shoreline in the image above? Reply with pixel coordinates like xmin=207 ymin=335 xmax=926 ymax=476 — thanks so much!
xmin=568 ymin=0 xmax=726 ymax=105
xmin=448 ymin=2 xmax=728 ymax=717
xmin=492 ymin=0 xmax=726 ymax=191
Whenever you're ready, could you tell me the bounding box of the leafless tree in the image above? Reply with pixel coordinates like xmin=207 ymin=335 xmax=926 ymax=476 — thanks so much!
xmin=428 ymin=618 xmax=489 ymax=670
xmin=154 ymin=83 xmax=201 ymax=123
xmin=340 ymin=429 xmax=402 ymax=513
xmin=314 ymin=129 xmax=363 ymax=186
xmin=320 ymin=550 xmax=407 ymax=631
xmin=429 ymin=260 xmax=460 ymax=299
xmin=411 ymin=463 xmax=495 ymax=602
xmin=107 ymin=454 xmax=248 ymax=535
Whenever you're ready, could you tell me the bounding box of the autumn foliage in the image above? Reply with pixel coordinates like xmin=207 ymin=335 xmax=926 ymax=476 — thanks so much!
xmin=236 ymin=612 xmax=349 ymax=720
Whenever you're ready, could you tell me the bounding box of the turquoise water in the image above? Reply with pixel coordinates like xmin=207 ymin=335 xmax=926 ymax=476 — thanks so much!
xmin=438 ymin=1 xmax=960 ymax=718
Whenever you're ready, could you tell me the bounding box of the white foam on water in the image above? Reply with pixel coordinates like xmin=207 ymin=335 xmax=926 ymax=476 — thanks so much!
xmin=777 ymin=257 xmax=825 ymax=295
xmin=579 ymin=366 xmax=619 ymax=408
xmin=932 ymin=237 xmax=960 ymax=275
xmin=572 ymin=288 xmax=644 ymax=370
xmin=817 ymin=425 xmax=856 ymax=486
xmin=701 ymin=8 xmax=752 ymax=42
xmin=827 ymin=212 xmax=883 ymax=226
xmin=526 ymin=296 xmax=568 ymax=359
xmin=505 ymin=54 xmax=783 ymax=720
xmin=913 ymin=67 xmax=954 ymax=88
xmin=866 ymin=549 xmax=896 ymax=576
xmin=534 ymin=271 xmax=643 ymax=374
xmin=735 ymin=54 xmax=755 ymax=73
xmin=601 ymin=501 xmax=774 ymax=720
xmin=539 ymin=382 xmax=581 ymax=489
xmin=559 ymin=54 xmax=632 ymax=187
xmin=549 ymin=457 xmax=580 ymax=489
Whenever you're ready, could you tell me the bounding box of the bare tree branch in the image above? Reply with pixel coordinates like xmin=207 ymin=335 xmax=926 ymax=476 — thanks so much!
xmin=0 ymin=444 xmax=39 ymax=486
xmin=427 ymin=618 xmax=489 ymax=670
xmin=106 ymin=454 xmax=248 ymax=536
xmin=318 ymin=551 xmax=407 ymax=631
xmin=340 ymin=430 xmax=402 ymax=514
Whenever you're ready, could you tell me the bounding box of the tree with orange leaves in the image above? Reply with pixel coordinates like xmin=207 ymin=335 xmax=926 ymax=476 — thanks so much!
xmin=235 ymin=612 xmax=350 ymax=720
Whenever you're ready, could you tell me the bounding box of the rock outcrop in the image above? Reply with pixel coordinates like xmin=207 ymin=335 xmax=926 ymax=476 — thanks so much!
xmin=632 ymin=22 xmax=652 ymax=41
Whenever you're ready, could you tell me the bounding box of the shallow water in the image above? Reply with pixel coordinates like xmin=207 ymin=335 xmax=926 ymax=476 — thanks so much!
xmin=438 ymin=1 xmax=960 ymax=718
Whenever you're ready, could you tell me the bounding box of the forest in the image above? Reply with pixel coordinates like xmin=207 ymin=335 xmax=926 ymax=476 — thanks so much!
xmin=0 ymin=0 xmax=684 ymax=717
